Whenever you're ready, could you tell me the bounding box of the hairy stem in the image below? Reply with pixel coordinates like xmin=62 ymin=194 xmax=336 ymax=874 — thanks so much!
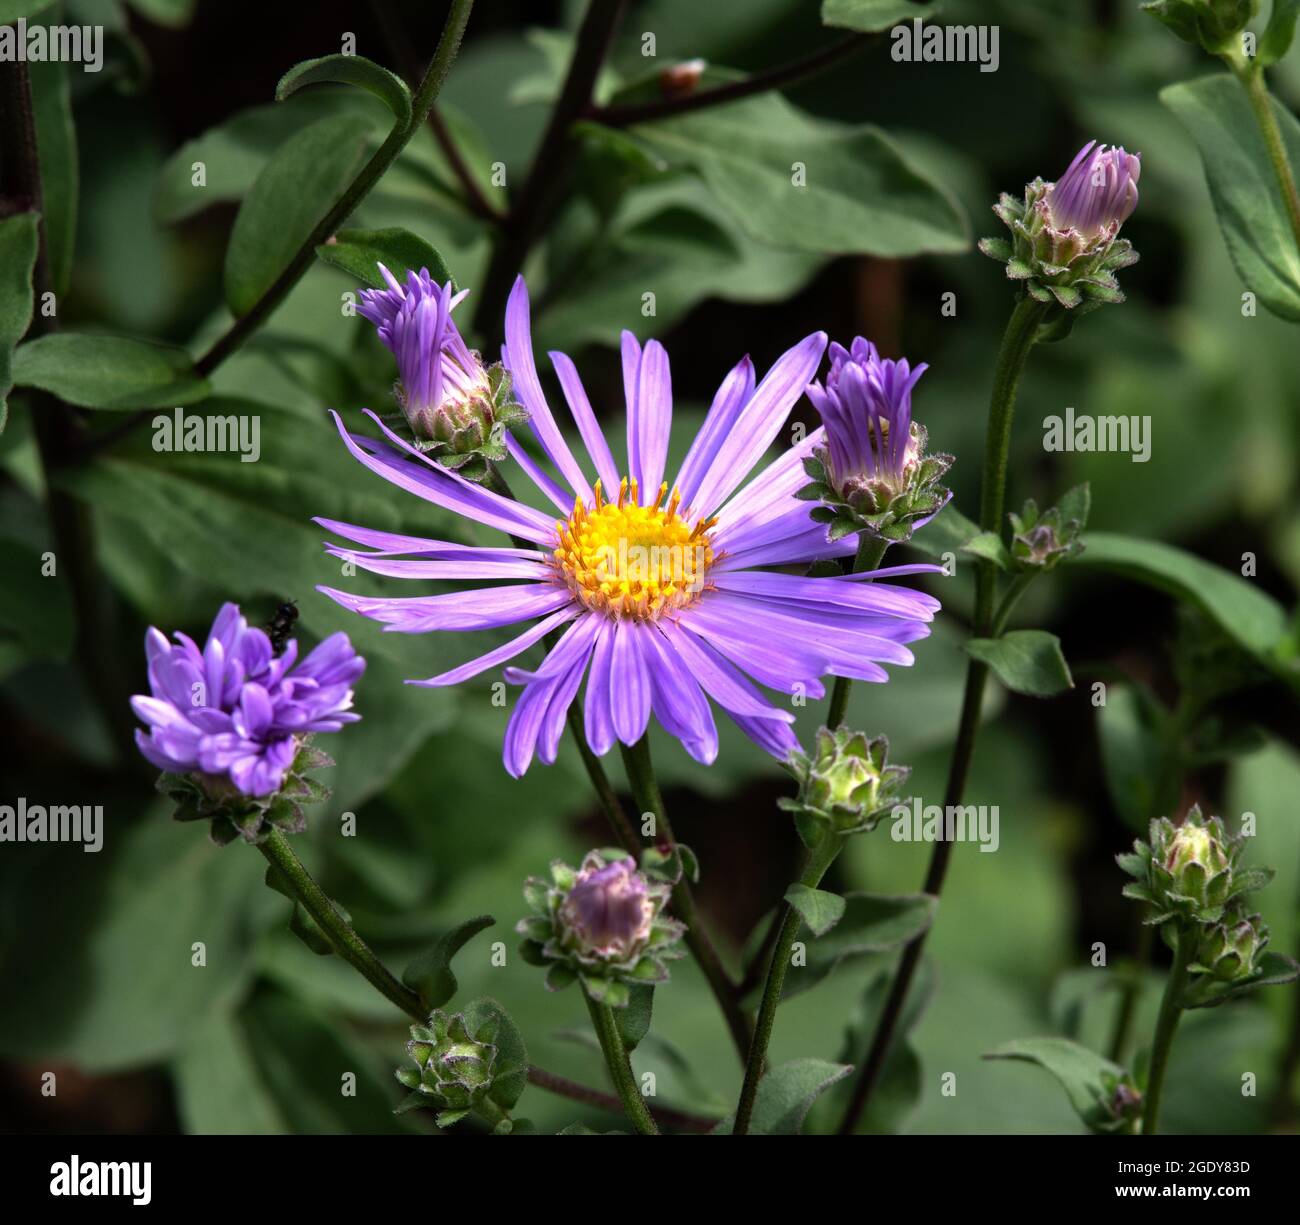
xmin=584 ymin=990 xmax=658 ymax=1134
xmin=621 ymin=735 xmax=754 ymax=1062
xmin=837 ymin=293 xmax=1047 ymax=1134
xmin=1234 ymin=60 xmax=1300 ymax=258
xmin=734 ymin=832 xmax=844 ymax=1135
xmin=1142 ymin=927 xmax=1192 ymax=1136
xmin=257 ymin=828 xmax=426 ymax=1021
xmin=826 ymin=535 xmax=891 ymax=729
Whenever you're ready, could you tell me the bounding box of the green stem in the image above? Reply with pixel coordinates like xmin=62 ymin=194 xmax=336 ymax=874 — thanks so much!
xmin=836 ymin=293 xmax=1046 ymax=1135
xmin=825 ymin=535 xmax=891 ymax=729
xmin=1233 ymin=59 xmax=1300 ymax=258
xmin=1141 ymin=926 xmax=1193 ymax=1136
xmin=734 ymin=832 xmax=844 ymax=1135
xmin=584 ymin=991 xmax=659 ymax=1134
xmin=990 ymin=570 xmax=1036 ymax=636
xmin=257 ymin=828 xmax=425 ymax=1022
xmin=621 ymin=735 xmax=754 ymax=1063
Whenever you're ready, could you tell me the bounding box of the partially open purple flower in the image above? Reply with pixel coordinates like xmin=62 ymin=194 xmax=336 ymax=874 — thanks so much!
xmin=1047 ymin=141 xmax=1141 ymax=238
xmin=358 ymin=265 xmax=497 ymax=450
xmin=132 ymin=603 xmax=364 ymax=798
xmin=559 ymin=857 xmax=654 ymax=958
xmin=807 ymin=339 xmax=926 ymax=493
xmin=802 ymin=338 xmax=951 ymax=543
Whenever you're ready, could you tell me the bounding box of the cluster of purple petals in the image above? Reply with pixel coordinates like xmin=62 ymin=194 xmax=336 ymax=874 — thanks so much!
xmin=1048 ymin=141 xmax=1141 ymax=236
xmin=356 ymin=264 xmax=481 ymax=435
xmin=560 ymin=857 xmax=651 ymax=955
xmin=805 ymin=337 xmax=927 ymax=488
xmin=132 ymin=603 xmax=364 ymax=798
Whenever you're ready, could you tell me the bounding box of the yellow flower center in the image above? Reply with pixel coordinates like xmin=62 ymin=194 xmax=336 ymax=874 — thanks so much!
xmin=553 ymin=478 xmax=716 ymax=620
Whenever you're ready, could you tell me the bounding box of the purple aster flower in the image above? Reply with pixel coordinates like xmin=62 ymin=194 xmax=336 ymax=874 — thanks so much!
xmin=357 ymin=265 xmax=496 ymax=448
xmin=132 ymin=602 xmax=365 ymax=798
xmin=1047 ymin=141 xmax=1141 ymax=238
xmin=318 ymin=276 xmax=943 ymax=777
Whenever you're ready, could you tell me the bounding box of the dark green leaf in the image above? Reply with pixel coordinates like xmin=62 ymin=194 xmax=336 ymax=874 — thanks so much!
xmin=0 ymin=213 xmax=39 ymax=433
xmin=0 ymin=536 xmax=73 ymax=670
xmin=1260 ymin=0 xmax=1300 ymax=63
xmin=984 ymin=1037 xmax=1132 ymax=1133
xmin=402 ymin=915 xmax=496 ymax=1011
xmin=821 ymin=0 xmax=941 ymax=32
xmin=459 ymin=996 xmax=529 ymax=1111
xmin=316 ymin=227 xmax=454 ymax=290
xmin=1161 ymin=75 xmax=1300 ymax=321
xmin=961 ymin=531 xmax=1012 ymax=570
xmin=615 ymin=983 xmax=654 ymax=1052
xmin=1074 ymin=532 xmax=1292 ymax=667
xmin=966 ymin=630 xmax=1074 ymax=697
xmin=712 ymin=1059 xmax=852 ymax=1135
xmin=30 ymin=55 xmax=76 ymax=297
xmin=224 ymin=113 xmax=373 ymax=317
xmin=631 ymin=92 xmax=968 ymax=258
xmin=785 ymin=884 xmax=846 ymax=937
xmin=276 ymin=54 xmax=413 ymax=129
xmin=11 ymin=334 xmax=211 ymax=410
xmin=125 ymin=0 xmax=196 ymax=27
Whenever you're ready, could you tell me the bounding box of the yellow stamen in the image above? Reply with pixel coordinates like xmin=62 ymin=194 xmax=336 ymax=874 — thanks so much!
xmin=552 ymin=478 xmax=715 ymax=620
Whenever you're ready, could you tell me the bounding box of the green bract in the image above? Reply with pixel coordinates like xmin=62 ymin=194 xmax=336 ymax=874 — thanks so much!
xmin=780 ymin=728 xmax=910 ymax=844
xmin=396 ymin=1009 xmax=503 ymax=1128
xmin=1008 ymin=497 xmax=1085 ymax=571
xmin=799 ymin=447 xmax=952 ymax=544
xmin=978 ymin=179 xmax=1139 ymax=313
xmin=156 ymin=740 xmax=332 ymax=847
xmin=516 ymin=850 xmax=686 ymax=1008
xmin=403 ymin=362 xmax=528 ymax=484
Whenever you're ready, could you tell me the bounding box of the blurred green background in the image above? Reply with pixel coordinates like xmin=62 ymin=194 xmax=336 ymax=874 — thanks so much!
xmin=1 ymin=0 xmax=1299 ymax=1135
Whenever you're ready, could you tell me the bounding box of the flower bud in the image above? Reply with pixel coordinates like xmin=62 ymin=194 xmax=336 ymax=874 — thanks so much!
xmin=396 ymin=1010 xmax=499 ymax=1128
xmin=1194 ymin=910 xmax=1269 ymax=983
xmin=1008 ymin=497 xmax=1085 ymax=570
xmin=357 ymin=265 xmax=527 ymax=479
xmin=517 ymin=850 xmax=685 ymax=1007
xmin=1143 ymin=0 xmax=1258 ymax=52
xmin=979 ymin=140 xmax=1140 ymax=312
xmin=1117 ymin=804 xmax=1267 ymax=925
xmin=801 ymin=338 xmax=952 ymax=544
xmin=780 ymin=728 xmax=910 ymax=844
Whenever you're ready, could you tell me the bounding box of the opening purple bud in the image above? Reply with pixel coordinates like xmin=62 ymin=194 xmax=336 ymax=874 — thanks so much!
xmin=1047 ymin=141 xmax=1141 ymax=237
xmin=357 ymin=264 xmax=493 ymax=444
xmin=559 ymin=855 xmax=654 ymax=958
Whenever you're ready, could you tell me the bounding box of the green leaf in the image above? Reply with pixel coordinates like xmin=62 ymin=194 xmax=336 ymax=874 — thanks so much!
xmin=276 ymin=54 xmax=413 ymax=130
xmin=909 ymin=502 xmax=978 ymax=559
xmin=1260 ymin=0 xmax=1300 ymax=63
xmin=1161 ymin=75 xmax=1300 ymax=321
xmin=0 ymin=814 xmax=260 ymax=1070
xmin=316 ymin=227 xmax=454 ymax=290
xmin=615 ymin=983 xmax=654 ymax=1052
xmin=1055 ymin=482 xmax=1091 ymax=529
xmin=223 ymin=112 xmax=373 ymax=317
xmin=1097 ymin=682 xmax=1165 ymax=831
xmin=0 ymin=213 xmax=39 ymax=433
xmin=0 ymin=1 xmax=57 ymax=19
xmin=402 ymin=915 xmax=496 ymax=1011
xmin=961 ymin=531 xmax=1012 ymax=570
xmin=11 ymin=334 xmax=211 ymax=409
xmin=172 ymin=1009 xmax=288 ymax=1135
xmin=30 ymin=54 xmax=77 ymax=297
xmin=966 ymin=630 xmax=1074 ymax=697
xmin=712 ymin=1059 xmax=852 ymax=1135
xmin=125 ymin=0 xmax=196 ymax=27
xmin=630 ymin=91 xmax=968 ymax=258
xmin=778 ymin=891 xmax=937 ymax=1001
xmin=984 ymin=1037 xmax=1133 ymax=1133
xmin=822 ymin=0 xmax=941 ymax=32
xmin=1074 ymin=532 xmax=1292 ymax=669
xmin=785 ymin=884 xmax=846 ymax=937
xmin=460 ymin=996 xmax=529 ymax=1110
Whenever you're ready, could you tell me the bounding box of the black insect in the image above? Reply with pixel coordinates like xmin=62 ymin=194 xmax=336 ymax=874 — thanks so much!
xmin=267 ymin=600 xmax=299 ymax=656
